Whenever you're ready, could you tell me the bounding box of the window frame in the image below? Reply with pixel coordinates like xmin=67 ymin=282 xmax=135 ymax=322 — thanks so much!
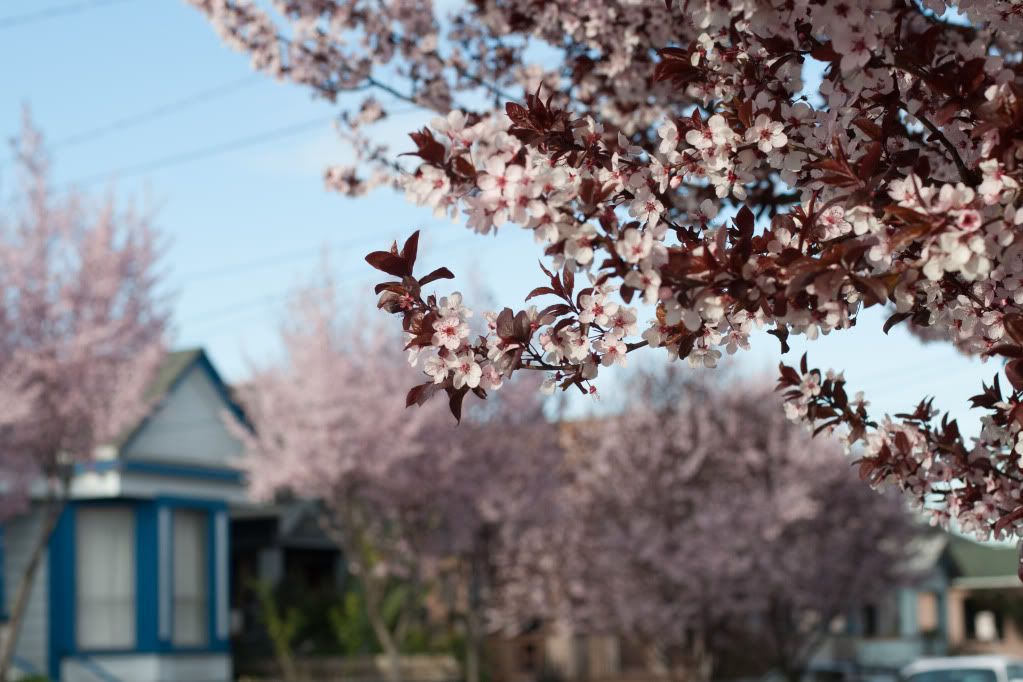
xmin=170 ymin=507 xmax=212 ymax=649
xmin=74 ymin=504 xmax=138 ymax=652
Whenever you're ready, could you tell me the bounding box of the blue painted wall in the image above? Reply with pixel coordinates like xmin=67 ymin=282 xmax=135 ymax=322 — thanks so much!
xmin=46 ymin=497 xmax=231 ymax=680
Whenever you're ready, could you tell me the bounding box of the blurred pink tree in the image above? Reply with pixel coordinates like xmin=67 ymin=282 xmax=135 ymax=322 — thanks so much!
xmin=515 ymin=369 xmax=916 ymax=682
xmin=0 ymin=113 xmax=169 ymax=677
xmin=232 ymin=268 xmax=561 ymax=682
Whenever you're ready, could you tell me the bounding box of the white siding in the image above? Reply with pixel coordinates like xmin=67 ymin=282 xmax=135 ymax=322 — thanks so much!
xmin=5 ymin=508 xmax=48 ymax=677
xmin=122 ymin=366 xmax=243 ymax=467
xmin=62 ymin=653 xmax=231 ymax=682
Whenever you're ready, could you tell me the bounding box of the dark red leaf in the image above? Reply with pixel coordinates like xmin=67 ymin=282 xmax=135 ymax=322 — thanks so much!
xmin=852 ymin=117 xmax=883 ymax=140
xmin=366 ymin=251 xmax=410 ymax=277
xmin=735 ymin=205 xmax=754 ymax=238
xmin=1007 ymin=359 xmax=1023 ymax=392
xmin=562 ymin=264 xmax=575 ymax=300
xmin=1005 ymin=314 xmax=1023 ymax=344
xmin=374 ymin=282 xmax=406 ymax=295
xmin=419 ymin=267 xmax=455 ymax=286
xmin=406 ymin=382 xmax=439 ymax=408
xmin=883 ymin=312 xmax=911 ymax=335
xmin=857 ymin=141 xmax=883 ymax=180
xmin=448 ymin=387 xmax=469 ymax=423
xmin=810 ymin=41 xmax=840 ymax=63
xmin=768 ymin=327 xmax=791 ymax=354
xmin=539 ymin=303 xmax=572 ymax=319
xmin=495 ymin=308 xmax=516 ymax=340
xmin=778 ymin=362 xmax=801 ymax=386
xmin=505 ymin=102 xmax=532 ymax=129
xmin=990 ymin=344 xmax=1023 ymax=359
xmin=526 ymin=287 xmax=558 ymax=301
xmin=993 ymin=505 xmax=1023 ymax=538
xmin=405 ymin=128 xmax=447 ymax=165
xmin=401 ymin=231 xmax=420 ymax=270
xmin=452 ymin=155 xmax=477 ymax=179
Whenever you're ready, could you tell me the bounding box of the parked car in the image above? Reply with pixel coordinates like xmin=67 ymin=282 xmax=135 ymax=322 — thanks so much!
xmin=808 ymin=661 xmax=898 ymax=682
xmin=901 ymin=656 xmax=1023 ymax=682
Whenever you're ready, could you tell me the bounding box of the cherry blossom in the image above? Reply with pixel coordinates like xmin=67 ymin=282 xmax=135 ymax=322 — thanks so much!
xmin=192 ymin=0 xmax=1023 ymax=553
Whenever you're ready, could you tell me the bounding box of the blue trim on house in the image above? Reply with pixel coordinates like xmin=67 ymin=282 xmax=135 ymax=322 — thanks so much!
xmin=136 ymin=503 xmax=159 ymax=652
xmin=48 ymin=504 xmax=76 ymax=682
xmin=46 ymin=497 xmax=231 ymax=680
xmin=157 ymin=496 xmax=231 ymax=654
xmin=75 ymin=656 xmax=124 ymax=682
xmin=75 ymin=460 xmax=244 ymax=483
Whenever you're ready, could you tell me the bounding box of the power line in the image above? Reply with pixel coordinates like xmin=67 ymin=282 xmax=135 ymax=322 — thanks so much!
xmin=182 ymin=235 xmax=479 ymax=331
xmin=65 ymin=116 xmax=330 ymax=187
xmin=49 ymin=105 xmax=432 ymax=188
xmin=180 ymin=234 xmax=385 ymax=282
xmin=52 ymin=76 xmax=262 ymax=151
xmin=0 ymin=0 xmax=131 ymax=30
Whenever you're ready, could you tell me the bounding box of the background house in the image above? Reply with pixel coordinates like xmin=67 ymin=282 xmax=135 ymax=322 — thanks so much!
xmin=810 ymin=532 xmax=1023 ymax=675
xmin=3 ymin=349 xmax=249 ymax=682
xmin=490 ymin=532 xmax=1023 ymax=682
xmin=230 ymin=499 xmax=348 ymax=666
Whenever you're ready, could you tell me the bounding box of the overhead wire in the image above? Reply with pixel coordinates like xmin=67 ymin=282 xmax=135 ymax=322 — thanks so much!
xmin=50 ymin=76 xmax=263 ymax=151
xmin=0 ymin=0 xmax=132 ymax=30
xmin=182 ymin=233 xmax=480 ymax=332
xmin=65 ymin=116 xmax=331 ymax=188
xmin=59 ymin=105 xmax=429 ymax=188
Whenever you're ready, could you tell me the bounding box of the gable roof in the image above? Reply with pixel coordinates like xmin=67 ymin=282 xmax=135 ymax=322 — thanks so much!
xmin=142 ymin=348 xmax=204 ymax=404
xmin=115 ymin=347 xmax=247 ymax=450
xmin=946 ymin=534 xmax=1019 ymax=581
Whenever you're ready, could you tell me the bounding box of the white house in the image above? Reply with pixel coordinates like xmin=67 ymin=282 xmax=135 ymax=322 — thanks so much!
xmin=3 ymin=348 xmax=249 ymax=682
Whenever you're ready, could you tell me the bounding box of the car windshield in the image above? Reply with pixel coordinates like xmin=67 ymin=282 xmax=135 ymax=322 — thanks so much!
xmin=907 ymin=670 xmax=998 ymax=682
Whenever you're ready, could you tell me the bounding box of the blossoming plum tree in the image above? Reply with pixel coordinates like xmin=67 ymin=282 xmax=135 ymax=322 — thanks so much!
xmin=191 ymin=1 xmax=1023 ymax=555
xmin=0 ymin=115 xmax=168 ymax=679
xmin=516 ymin=370 xmax=914 ymax=682
xmin=232 ymin=269 xmax=560 ymax=682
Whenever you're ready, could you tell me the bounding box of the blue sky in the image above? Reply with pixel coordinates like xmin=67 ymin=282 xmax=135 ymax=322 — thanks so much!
xmin=0 ymin=0 xmax=993 ymax=435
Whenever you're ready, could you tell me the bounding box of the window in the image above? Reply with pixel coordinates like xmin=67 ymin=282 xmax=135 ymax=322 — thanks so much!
xmin=964 ymin=598 xmax=1004 ymax=642
xmin=917 ymin=592 xmax=939 ymax=633
xmin=861 ymin=605 xmax=879 ymax=637
xmin=173 ymin=509 xmax=209 ymax=646
xmin=77 ymin=506 xmax=136 ymax=649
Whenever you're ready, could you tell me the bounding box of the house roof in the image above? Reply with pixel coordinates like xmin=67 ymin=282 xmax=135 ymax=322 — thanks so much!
xmin=115 ymin=347 xmax=247 ymax=450
xmin=142 ymin=348 xmax=204 ymax=404
xmin=946 ymin=534 xmax=1019 ymax=581
xmin=901 ymin=531 xmax=950 ymax=575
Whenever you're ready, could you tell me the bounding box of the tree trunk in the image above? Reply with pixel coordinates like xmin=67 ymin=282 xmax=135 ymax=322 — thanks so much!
xmin=0 ymin=493 xmax=64 ymax=682
xmin=464 ymin=534 xmax=490 ymax=682
xmin=662 ymin=635 xmax=713 ymax=682
xmin=326 ymin=503 xmax=404 ymax=682
xmin=272 ymin=624 xmax=300 ymax=682
xmin=465 ymin=567 xmax=481 ymax=682
xmin=363 ymin=571 xmax=404 ymax=682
